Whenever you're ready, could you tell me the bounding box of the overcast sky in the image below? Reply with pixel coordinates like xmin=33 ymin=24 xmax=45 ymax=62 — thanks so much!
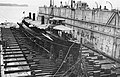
xmin=0 ymin=0 xmax=120 ymax=9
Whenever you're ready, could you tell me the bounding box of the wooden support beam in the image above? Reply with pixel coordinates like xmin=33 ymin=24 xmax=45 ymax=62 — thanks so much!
xmin=3 ymin=49 xmax=28 ymax=53
xmin=100 ymin=62 xmax=115 ymax=65
xmin=3 ymin=52 xmax=29 ymax=56
xmin=64 ymin=23 xmax=120 ymax=38
xmin=4 ymin=48 xmax=20 ymax=49
xmin=38 ymin=13 xmax=120 ymax=29
xmin=4 ymin=60 xmax=27 ymax=63
xmin=13 ymin=34 xmax=36 ymax=76
xmin=4 ymin=64 xmax=29 ymax=68
xmin=0 ymin=45 xmax=5 ymax=77
xmin=7 ymin=44 xmax=19 ymax=46
xmin=3 ymin=56 xmax=25 ymax=59
xmin=39 ymin=13 xmax=120 ymax=38
xmin=4 ymin=69 xmax=31 ymax=74
xmin=18 ymin=73 xmax=63 ymax=77
xmin=83 ymin=44 xmax=120 ymax=64
xmin=16 ymin=75 xmax=35 ymax=77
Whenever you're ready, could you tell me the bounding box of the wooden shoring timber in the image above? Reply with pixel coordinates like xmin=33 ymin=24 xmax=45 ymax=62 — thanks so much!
xmin=4 ymin=64 xmax=29 ymax=68
xmin=12 ymin=33 xmax=35 ymax=76
xmin=4 ymin=60 xmax=27 ymax=63
xmin=3 ymin=49 xmax=28 ymax=53
xmin=64 ymin=23 xmax=117 ymax=38
xmin=83 ymin=44 xmax=120 ymax=64
xmin=1 ymin=28 xmax=31 ymax=76
xmin=18 ymin=73 xmax=63 ymax=77
xmin=0 ymin=45 xmax=5 ymax=77
xmin=4 ymin=69 xmax=31 ymax=74
xmin=38 ymin=13 xmax=120 ymax=29
xmin=38 ymin=14 xmax=120 ymax=38
xmin=3 ymin=52 xmax=29 ymax=56
xmin=3 ymin=56 xmax=25 ymax=59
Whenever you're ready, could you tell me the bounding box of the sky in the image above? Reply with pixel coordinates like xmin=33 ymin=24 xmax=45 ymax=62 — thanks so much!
xmin=0 ymin=0 xmax=120 ymax=9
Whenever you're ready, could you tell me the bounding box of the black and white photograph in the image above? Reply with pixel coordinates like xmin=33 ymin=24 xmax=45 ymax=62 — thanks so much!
xmin=0 ymin=0 xmax=120 ymax=77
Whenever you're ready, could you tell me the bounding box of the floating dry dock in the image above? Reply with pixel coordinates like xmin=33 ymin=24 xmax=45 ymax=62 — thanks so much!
xmin=38 ymin=7 xmax=120 ymax=60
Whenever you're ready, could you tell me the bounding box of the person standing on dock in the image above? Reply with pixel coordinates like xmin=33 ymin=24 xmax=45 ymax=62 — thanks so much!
xmin=22 ymin=11 xmax=25 ymax=19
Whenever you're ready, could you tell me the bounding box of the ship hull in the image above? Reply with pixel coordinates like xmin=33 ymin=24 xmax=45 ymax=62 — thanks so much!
xmin=18 ymin=20 xmax=80 ymax=72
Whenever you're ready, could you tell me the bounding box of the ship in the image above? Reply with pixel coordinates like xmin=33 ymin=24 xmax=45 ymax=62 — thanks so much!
xmin=17 ymin=3 xmax=82 ymax=76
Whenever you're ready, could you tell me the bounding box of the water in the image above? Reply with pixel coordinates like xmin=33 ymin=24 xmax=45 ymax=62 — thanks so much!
xmin=0 ymin=6 xmax=38 ymax=23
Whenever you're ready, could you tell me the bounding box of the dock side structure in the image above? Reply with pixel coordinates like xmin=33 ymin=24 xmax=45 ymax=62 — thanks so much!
xmin=38 ymin=7 xmax=120 ymax=62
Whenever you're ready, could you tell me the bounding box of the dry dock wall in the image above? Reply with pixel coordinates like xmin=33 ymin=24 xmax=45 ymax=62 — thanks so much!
xmin=38 ymin=7 xmax=120 ymax=60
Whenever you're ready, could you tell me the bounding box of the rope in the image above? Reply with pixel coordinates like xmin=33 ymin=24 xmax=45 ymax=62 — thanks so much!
xmin=52 ymin=42 xmax=76 ymax=77
xmin=61 ymin=57 xmax=83 ymax=77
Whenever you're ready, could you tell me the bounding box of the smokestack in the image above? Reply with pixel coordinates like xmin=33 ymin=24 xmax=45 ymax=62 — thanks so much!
xmin=29 ymin=12 xmax=31 ymax=19
xmin=33 ymin=13 xmax=35 ymax=21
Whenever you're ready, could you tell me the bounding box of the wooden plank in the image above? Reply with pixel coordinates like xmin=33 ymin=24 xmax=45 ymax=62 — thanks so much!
xmin=5 ymin=47 xmax=20 ymax=50
xmin=3 ymin=56 xmax=25 ymax=59
xmin=5 ymin=69 xmax=31 ymax=74
xmin=3 ymin=52 xmax=29 ymax=55
xmin=3 ymin=49 xmax=28 ymax=52
xmin=83 ymin=44 xmax=120 ymax=64
xmin=18 ymin=75 xmax=35 ymax=77
xmin=0 ymin=45 xmax=5 ymax=77
xmin=38 ymin=12 xmax=119 ymax=29
xmin=4 ymin=64 xmax=29 ymax=68
xmin=4 ymin=60 xmax=27 ymax=63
